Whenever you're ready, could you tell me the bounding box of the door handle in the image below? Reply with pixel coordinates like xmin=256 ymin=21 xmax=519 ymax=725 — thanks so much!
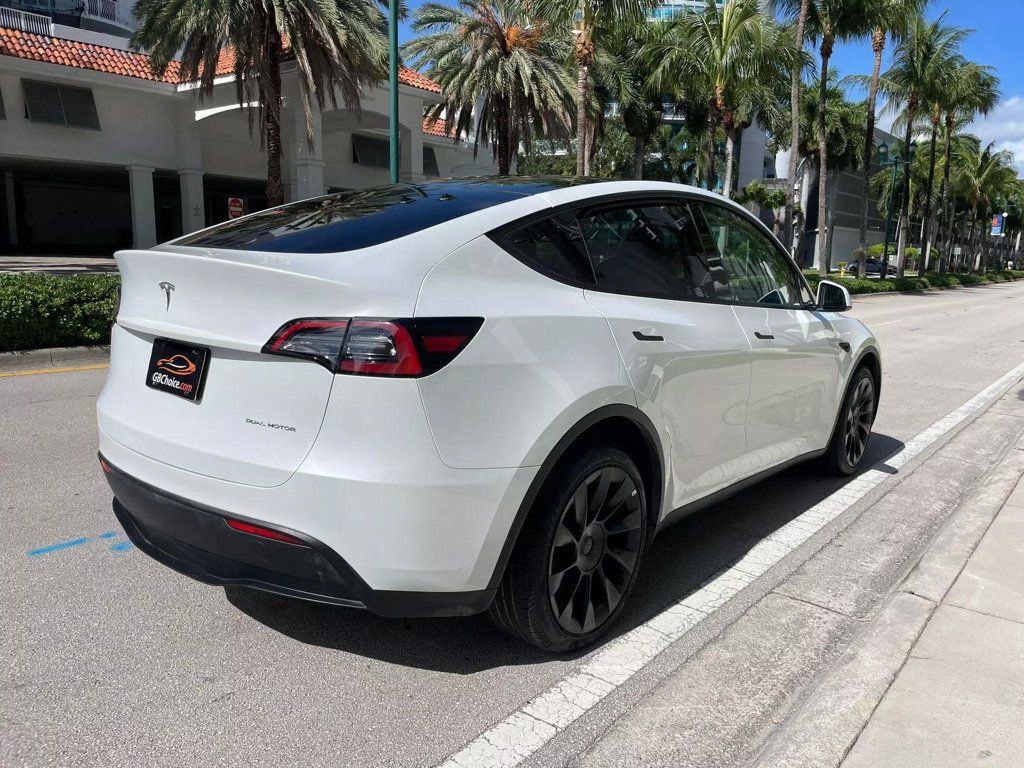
xmin=753 ymin=332 xmax=775 ymax=340
xmin=633 ymin=331 xmax=664 ymax=342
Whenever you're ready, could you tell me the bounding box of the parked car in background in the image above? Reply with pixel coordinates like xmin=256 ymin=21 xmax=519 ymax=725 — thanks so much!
xmin=97 ymin=178 xmax=881 ymax=652
xmin=847 ymin=257 xmax=898 ymax=277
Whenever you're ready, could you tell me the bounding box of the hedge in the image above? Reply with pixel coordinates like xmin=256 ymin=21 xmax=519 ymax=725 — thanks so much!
xmin=803 ymin=269 xmax=1024 ymax=296
xmin=0 ymin=273 xmax=120 ymax=353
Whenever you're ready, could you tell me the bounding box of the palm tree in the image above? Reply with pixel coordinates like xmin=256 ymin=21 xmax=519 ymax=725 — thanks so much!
xmin=854 ymin=0 xmax=925 ymax=279
xmin=783 ymin=0 xmax=812 ymax=253
xmin=797 ymin=75 xmax=866 ymax=267
xmin=783 ymin=0 xmax=873 ymax=276
xmin=537 ymin=0 xmax=653 ymax=176
xmin=932 ymin=63 xmax=1000 ymax=270
xmin=132 ymin=0 xmax=389 ymax=207
xmin=647 ymin=0 xmax=796 ymax=198
xmin=877 ymin=13 xmax=969 ymax=276
xmin=403 ymin=2 xmax=574 ymax=175
xmin=954 ymin=141 xmax=1017 ymax=271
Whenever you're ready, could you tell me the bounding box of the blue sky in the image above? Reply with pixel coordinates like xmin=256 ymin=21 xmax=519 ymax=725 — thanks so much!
xmin=399 ymin=0 xmax=1024 ymax=171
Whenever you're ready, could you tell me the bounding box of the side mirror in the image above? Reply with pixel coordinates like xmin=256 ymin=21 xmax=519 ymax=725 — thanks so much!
xmin=817 ymin=280 xmax=852 ymax=312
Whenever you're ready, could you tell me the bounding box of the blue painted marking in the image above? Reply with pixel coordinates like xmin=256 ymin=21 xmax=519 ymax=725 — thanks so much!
xmin=28 ymin=537 xmax=91 ymax=557
xmin=110 ymin=541 xmax=134 ymax=552
xmin=99 ymin=532 xmax=118 ymax=539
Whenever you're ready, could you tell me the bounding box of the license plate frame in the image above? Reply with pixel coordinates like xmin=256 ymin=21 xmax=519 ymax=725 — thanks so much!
xmin=145 ymin=338 xmax=210 ymax=402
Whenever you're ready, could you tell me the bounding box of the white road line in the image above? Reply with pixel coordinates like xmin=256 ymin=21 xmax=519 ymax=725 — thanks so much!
xmin=437 ymin=360 xmax=1024 ymax=768
xmin=871 ymin=319 xmax=904 ymax=327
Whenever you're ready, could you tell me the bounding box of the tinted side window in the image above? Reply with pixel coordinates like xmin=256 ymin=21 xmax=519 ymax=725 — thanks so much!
xmin=579 ymin=203 xmax=722 ymax=300
xmin=502 ymin=212 xmax=595 ymax=285
xmin=698 ymin=204 xmax=807 ymax=307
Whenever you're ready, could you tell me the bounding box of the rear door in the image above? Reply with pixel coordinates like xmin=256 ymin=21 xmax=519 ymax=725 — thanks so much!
xmin=575 ymin=200 xmax=753 ymax=513
xmin=696 ymin=202 xmax=844 ymax=470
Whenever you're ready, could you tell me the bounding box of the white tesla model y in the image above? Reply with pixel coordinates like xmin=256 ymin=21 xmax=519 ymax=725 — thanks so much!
xmin=97 ymin=178 xmax=880 ymax=652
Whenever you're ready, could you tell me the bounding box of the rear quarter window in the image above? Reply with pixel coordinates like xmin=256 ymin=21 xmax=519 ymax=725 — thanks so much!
xmin=498 ymin=213 xmax=596 ymax=285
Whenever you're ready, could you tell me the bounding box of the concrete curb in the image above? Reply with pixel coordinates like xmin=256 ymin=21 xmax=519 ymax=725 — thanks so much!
xmin=0 ymin=345 xmax=110 ymax=372
xmin=752 ymin=430 xmax=1024 ymax=768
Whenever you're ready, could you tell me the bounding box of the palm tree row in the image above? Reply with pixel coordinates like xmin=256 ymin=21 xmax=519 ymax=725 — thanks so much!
xmin=129 ymin=0 xmax=1018 ymax=275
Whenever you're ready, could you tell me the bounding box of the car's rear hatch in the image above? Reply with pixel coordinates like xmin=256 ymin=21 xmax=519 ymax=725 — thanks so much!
xmin=98 ymin=244 xmax=435 ymax=487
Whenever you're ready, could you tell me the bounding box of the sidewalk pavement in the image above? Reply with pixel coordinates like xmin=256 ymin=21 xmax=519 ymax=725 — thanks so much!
xmin=839 ymin=470 xmax=1024 ymax=768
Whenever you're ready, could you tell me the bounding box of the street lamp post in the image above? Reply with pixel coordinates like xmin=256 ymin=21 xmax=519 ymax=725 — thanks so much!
xmin=878 ymin=141 xmax=916 ymax=278
xmin=388 ymin=0 xmax=399 ymax=185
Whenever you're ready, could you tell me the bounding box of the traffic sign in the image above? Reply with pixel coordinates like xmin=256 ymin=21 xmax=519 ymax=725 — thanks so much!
xmin=228 ymin=197 xmax=245 ymax=219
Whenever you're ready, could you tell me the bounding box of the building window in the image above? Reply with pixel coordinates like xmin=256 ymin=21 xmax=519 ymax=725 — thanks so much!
xmin=23 ymin=80 xmax=99 ymax=129
xmin=352 ymin=134 xmax=390 ymax=169
xmin=423 ymin=146 xmax=440 ymax=177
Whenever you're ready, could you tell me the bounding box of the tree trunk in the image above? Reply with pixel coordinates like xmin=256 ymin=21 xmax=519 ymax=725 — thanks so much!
xmin=858 ymin=28 xmax=885 ymax=279
xmin=939 ymin=116 xmax=955 ymax=273
xmin=496 ymin=97 xmax=511 ymax=175
xmin=921 ymin=116 xmax=940 ymax=273
xmin=784 ymin=0 xmax=811 ymax=253
xmin=633 ymin=134 xmax=645 ymax=180
xmin=896 ymin=104 xmax=916 ymax=277
xmin=264 ymin=33 xmax=284 ymax=208
xmin=825 ymin=170 xmax=839 ymax=268
xmin=706 ymin=115 xmax=719 ymax=192
xmin=723 ymin=120 xmax=736 ymax=200
xmin=576 ymin=61 xmax=589 ymax=176
xmin=816 ymin=39 xmax=832 ymax=277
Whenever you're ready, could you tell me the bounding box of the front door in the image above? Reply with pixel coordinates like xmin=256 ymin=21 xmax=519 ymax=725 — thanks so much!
xmin=697 ymin=202 xmax=844 ymax=472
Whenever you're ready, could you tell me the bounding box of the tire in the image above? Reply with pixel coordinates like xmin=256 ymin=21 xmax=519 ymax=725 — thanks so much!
xmin=488 ymin=446 xmax=648 ymax=653
xmin=822 ymin=366 xmax=877 ymax=476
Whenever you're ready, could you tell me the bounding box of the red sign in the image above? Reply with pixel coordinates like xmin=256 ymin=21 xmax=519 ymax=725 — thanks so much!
xmin=227 ymin=197 xmax=245 ymax=219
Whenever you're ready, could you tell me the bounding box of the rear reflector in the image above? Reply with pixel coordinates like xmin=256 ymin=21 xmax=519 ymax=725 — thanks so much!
xmin=263 ymin=317 xmax=483 ymax=377
xmin=99 ymin=457 xmax=113 ymax=474
xmin=226 ymin=518 xmax=308 ymax=546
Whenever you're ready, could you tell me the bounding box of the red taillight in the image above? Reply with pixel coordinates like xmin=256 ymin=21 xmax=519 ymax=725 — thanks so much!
xmin=263 ymin=317 xmax=483 ymax=377
xmin=262 ymin=318 xmax=350 ymax=371
xmin=340 ymin=320 xmax=423 ymax=376
xmin=226 ymin=518 xmax=308 ymax=546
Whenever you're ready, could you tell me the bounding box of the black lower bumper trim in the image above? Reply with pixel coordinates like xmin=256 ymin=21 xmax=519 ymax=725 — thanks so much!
xmin=101 ymin=454 xmax=494 ymax=618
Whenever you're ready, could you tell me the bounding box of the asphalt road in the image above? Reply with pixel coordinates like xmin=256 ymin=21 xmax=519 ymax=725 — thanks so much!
xmin=3 ymin=282 xmax=1024 ymax=768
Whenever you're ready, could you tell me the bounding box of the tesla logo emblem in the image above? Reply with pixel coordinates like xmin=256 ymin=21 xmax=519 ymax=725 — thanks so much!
xmin=159 ymin=281 xmax=175 ymax=311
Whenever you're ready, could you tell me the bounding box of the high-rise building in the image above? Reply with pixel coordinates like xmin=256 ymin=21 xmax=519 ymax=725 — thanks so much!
xmin=651 ymin=0 xmax=727 ymax=21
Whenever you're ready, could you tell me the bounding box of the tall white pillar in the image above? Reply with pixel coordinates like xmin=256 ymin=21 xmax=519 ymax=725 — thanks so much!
xmin=176 ymin=100 xmax=206 ymax=233
xmin=127 ymin=165 xmax=156 ymax=249
xmin=291 ymin=88 xmax=325 ymax=200
xmin=178 ymin=169 xmax=205 ymax=234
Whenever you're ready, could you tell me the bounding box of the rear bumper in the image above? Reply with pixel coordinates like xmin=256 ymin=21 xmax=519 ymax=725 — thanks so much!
xmin=103 ymin=456 xmax=495 ymax=618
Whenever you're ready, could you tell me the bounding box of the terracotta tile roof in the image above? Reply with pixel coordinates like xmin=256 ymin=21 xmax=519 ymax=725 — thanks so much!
xmin=399 ymin=67 xmax=440 ymax=93
xmin=0 ymin=26 xmax=181 ymax=82
xmin=0 ymin=25 xmax=442 ymax=94
xmin=422 ymin=116 xmax=453 ymax=137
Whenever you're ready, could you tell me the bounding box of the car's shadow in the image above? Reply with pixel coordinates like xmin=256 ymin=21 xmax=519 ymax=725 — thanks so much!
xmin=226 ymin=432 xmax=905 ymax=673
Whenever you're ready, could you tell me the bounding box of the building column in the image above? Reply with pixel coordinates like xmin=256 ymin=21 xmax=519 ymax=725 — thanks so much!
xmin=291 ymin=89 xmax=325 ymax=200
xmin=176 ymin=100 xmax=206 ymax=233
xmin=178 ymin=169 xmax=205 ymax=234
xmin=4 ymin=172 xmax=16 ymax=245
xmin=127 ymin=165 xmax=157 ymax=249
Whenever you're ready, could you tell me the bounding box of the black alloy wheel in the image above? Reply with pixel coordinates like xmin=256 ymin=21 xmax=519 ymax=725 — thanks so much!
xmin=547 ymin=466 xmax=644 ymax=635
xmin=844 ymin=375 xmax=875 ymax=467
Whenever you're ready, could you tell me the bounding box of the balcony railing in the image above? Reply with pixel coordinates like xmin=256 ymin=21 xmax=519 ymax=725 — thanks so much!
xmin=83 ymin=0 xmax=133 ymax=31
xmin=0 ymin=6 xmax=54 ymax=34
xmin=0 ymin=0 xmax=135 ymax=32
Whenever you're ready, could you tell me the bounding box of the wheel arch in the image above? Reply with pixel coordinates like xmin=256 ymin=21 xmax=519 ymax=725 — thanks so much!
xmin=485 ymin=404 xmax=665 ymax=590
xmin=855 ymin=345 xmax=882 ymax=416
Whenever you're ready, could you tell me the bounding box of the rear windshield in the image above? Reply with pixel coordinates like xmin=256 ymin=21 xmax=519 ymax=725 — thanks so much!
xmin=174 ymin=179 xmax=585 ymax=254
